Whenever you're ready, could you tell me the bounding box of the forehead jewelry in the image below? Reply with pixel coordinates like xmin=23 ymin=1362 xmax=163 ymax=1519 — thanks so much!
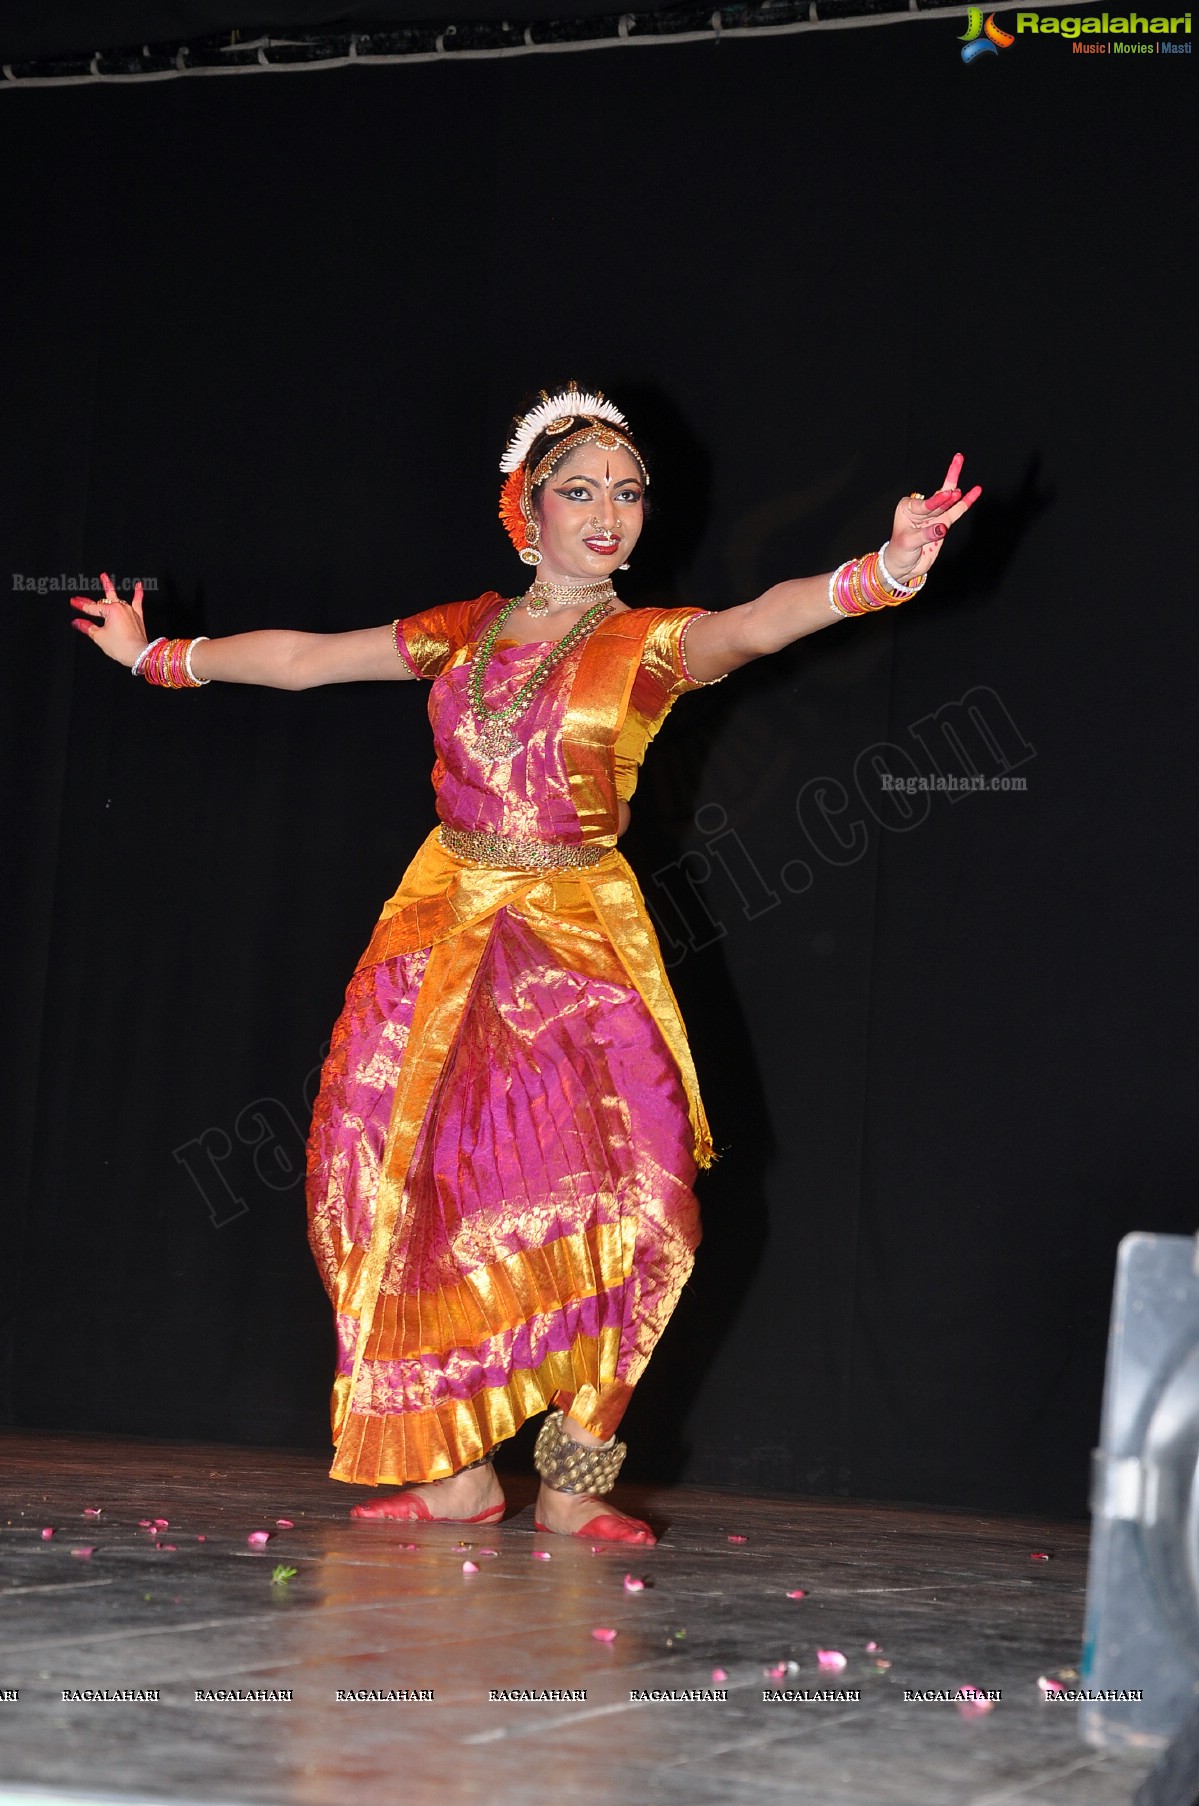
xmin=500 ymin=386 xmax=628 ymax=474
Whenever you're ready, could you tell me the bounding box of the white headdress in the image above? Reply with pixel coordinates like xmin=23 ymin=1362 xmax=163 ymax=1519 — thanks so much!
xmin=500 ymin=386 xmax=628 ymax=473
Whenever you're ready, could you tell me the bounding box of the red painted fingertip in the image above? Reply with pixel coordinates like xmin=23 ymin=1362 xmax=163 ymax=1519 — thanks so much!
xmin=69 ymin=597 xmax=91 ymax=609
xmin=71 ymin=618 xmax=92 ymax=633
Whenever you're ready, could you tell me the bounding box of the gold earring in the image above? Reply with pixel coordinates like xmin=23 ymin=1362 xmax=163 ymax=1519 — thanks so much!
xmin=520 ymin=519 xmax=542 ymax=567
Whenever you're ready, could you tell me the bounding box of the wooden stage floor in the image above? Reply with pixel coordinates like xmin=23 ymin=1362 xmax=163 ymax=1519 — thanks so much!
xmin=0 ymin=1432 xmax=1158 ymax=1806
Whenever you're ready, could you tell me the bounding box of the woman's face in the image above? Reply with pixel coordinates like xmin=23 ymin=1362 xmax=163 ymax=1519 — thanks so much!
xmin=533 ymin=440 xmax=645 ymax=583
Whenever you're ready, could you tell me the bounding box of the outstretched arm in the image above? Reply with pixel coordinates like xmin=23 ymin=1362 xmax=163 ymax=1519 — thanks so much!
xmin=683 ymin=455 xmax=982 ymax=684
xmin=70 ymin=573 xmax=417 ymax=688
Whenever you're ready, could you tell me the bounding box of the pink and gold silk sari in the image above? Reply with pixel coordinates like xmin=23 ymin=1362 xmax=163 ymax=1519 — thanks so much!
xmin=306 ymin=594 xmax=714 ymax=1487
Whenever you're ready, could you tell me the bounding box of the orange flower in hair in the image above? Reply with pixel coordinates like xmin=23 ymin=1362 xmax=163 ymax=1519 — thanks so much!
xmin=498 ymin=467 xmax=527 ymax=552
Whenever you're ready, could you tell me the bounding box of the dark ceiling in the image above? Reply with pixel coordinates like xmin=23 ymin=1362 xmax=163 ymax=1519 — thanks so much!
xmin=0 ymin=0 xmax=665 ymax=62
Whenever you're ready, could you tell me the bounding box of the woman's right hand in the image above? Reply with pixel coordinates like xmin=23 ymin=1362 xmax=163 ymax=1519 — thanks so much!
xmin=70 ymin=571 xmax=148 ymax=667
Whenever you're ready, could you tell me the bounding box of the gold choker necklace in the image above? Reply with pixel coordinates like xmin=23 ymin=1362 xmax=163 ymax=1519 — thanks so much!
xmin=523 ymin=578 xmax=617 ymax=620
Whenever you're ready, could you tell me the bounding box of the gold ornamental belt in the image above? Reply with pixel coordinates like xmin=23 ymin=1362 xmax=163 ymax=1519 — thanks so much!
xmin=438 ymin=824 xmax=607 ymax=872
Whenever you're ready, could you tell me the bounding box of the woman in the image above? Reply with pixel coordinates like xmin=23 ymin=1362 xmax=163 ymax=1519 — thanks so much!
xmin=71 ymin=384 xmax=980 ymax=1546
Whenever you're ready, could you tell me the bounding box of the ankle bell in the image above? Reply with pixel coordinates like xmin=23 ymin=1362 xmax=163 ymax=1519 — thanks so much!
xmin=533 ymin=1410 xmax=627 ymax=1496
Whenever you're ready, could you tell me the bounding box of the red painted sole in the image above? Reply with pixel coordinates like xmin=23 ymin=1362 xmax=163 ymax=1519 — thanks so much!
xmin=351 ymin=1497 xmax=506 ymax=1525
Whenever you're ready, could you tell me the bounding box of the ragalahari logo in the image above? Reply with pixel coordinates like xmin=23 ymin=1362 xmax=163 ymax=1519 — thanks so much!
xmin=959 ymin=8 xmax=1017 ymax=57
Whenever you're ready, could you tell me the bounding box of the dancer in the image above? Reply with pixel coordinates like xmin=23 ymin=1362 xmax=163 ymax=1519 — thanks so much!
xmin=71 ymin=384 xmax=979 ymax=1545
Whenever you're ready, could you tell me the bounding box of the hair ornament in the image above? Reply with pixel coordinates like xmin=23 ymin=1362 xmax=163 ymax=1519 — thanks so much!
xmin=500 ymin=387 xmax=627 ymax=473
xmin=498 ymin=467 xmax=528 ymax=549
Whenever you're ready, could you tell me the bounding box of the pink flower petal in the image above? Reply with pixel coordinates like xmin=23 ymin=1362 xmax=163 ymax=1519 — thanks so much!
xmin=591 ymin=1627 xmax=618 ymax=1643
xmin=865 ymin=1641 xmax=880 ymax=1652
xmin=153 ymin=1519 xmax=169 ymax=1529
xmin=40 ymin=1527 xmax=54 ymax=1540
xmin=462 ymin=1560 xmax=479 ymax=1574
xmin=956 ymin=1686 xmax=995 ymax=1718
xmin=154 ymin=1542 xmax=177 ymax=1552
xmin=711 ymin=1668 xmax=728 ymax=1684
xmin=727 ymin=1534 xmax=748 ymax=1544
xmin=786 ymin=1589 xmax=806 ymax=1600
xmin=1038 ymin=1676 xmax=1064 ymax=1695
xmin=1029 ymin=1551 xmax=1051 ymax=1562
xmin=275 ymin=1519 xmax=294 ymax=1529
xmin=532 ymin=1550 xmax=551 ymax=1561
xmin=197 ymin=1535 xmax=206 ymax=1542
xmin=137 ymin=1520 xmax=154 ymax=1528
xmin=83 ymin=1508 xmax=102 ymax=1518
xmin=817 ymin=1649 xmax=847 ymax=1671
xmin=874 ymin=1659 xmax=892 ymax=1671
xmin=623 ymin=1574 xmax=646 ymax=1592
xmin=70 ymin=1547 xmax=95 ymax=1559
xmin=247 ymin=1531 xmax=272 ymax=1547
xmin=764 ymin=1662 xmax=787 ymax=1681
xmin=478 ymin=1548 xmax=498 ymax=1559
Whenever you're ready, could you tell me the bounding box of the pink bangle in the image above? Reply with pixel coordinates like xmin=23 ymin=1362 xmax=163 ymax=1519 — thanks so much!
xmin=830 ymin=552 xmax=927 ymax=617
xmin=139 ymin=637 xmax=208 ymax=688
xmin=828 ymin=562 xmax=865 ymax=616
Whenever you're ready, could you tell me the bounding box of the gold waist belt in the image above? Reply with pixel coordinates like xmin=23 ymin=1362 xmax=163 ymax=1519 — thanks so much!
xmin=439 ymin=824 xmax=608 ymax=872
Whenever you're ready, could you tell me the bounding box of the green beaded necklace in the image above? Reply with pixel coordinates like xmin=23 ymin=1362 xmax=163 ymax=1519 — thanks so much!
xmin=469 ymin=593 xmax=614 ymax=761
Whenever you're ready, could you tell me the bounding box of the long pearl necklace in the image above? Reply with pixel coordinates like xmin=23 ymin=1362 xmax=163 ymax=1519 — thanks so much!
xmin=470 ymin=594 xmax=613 ymax=762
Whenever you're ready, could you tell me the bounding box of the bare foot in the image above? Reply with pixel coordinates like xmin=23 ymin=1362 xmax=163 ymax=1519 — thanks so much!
xmin=351 ymin=1463 xmax=505 ymax=1523
xmin=534 ymin=1482 xmax=655 ymax=1544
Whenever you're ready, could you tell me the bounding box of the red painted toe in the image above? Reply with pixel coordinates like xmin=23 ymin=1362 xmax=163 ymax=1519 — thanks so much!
xmin=578 ymin=1514 xmax=656 ymax=1546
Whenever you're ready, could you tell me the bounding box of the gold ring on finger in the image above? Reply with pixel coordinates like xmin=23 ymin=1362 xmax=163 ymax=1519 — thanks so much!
xmin=909 ymin=492 xmax=925 ymax=502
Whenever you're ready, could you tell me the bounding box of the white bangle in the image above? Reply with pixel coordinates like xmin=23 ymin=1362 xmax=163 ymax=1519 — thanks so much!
xmin=877 ymin=541 xmax=923 ymax=598
xmin=828 ymin=561 xmax=854 ymax=616
xmin=131 ymin=636 xmax=166 ymax=676
xmin=183 ymin=636 xmax=211 ymax=686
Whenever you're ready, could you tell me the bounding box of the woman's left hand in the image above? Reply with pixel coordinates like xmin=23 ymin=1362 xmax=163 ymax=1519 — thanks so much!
xmin=884 ymin=453 xmax=982 ymax=585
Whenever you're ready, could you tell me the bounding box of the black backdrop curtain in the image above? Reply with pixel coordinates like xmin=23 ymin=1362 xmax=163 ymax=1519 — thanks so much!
xmin=1 ymin=21 xmax=1194 ymax=1516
